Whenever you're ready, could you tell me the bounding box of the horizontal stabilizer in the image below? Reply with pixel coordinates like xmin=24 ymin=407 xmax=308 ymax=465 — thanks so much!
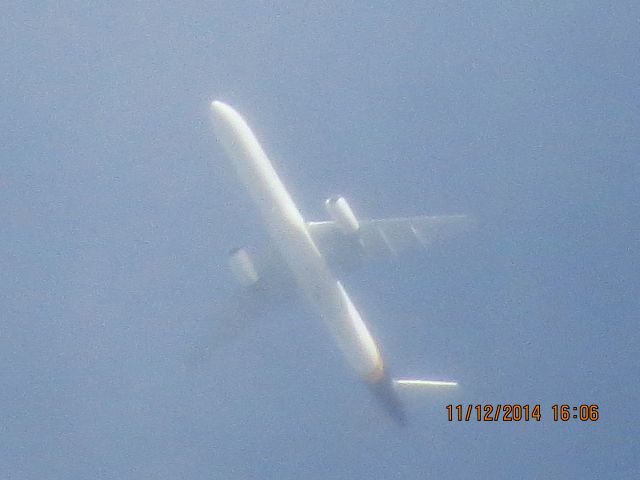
xmin=393 ymin=379 xmax=458 ymax=388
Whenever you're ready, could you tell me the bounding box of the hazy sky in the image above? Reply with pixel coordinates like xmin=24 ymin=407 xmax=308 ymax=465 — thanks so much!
xmin=3 ymin=2 xmax=638 ymax=478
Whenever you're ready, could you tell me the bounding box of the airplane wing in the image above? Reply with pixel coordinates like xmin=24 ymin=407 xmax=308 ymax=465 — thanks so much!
xmin=192 ymin=214 xmax=473 ymax=361
xmin=190 ymin=246 xmax=298 ymax=364
xmin=307 ymin=214 xmax=475 ymax=273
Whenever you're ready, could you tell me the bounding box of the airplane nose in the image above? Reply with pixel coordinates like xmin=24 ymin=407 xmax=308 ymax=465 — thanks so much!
xmin=209 ymin=100 xmax=243 ymax=143
xmin=208 ymin=100 xmax=265 ymax=171
xmin=210 ymin=100 xmax=226 ymax=114
xmin=210 ymin=100 xmax=232 ymax=124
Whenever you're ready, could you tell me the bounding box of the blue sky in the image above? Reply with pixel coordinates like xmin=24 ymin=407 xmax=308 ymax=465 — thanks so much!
xmin=2 ymin=2 xmax=638 ymax=478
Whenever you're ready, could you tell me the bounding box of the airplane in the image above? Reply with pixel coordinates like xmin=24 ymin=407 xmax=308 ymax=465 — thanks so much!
xmin=208 ymin=100 xmax=474 ymax=425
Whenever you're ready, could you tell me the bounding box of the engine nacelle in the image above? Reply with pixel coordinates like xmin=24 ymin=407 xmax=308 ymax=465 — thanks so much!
xmin=228 ymin=247 xmax=259 ymax=287
xmin=325 ymin=196 xmax=360 ymax=235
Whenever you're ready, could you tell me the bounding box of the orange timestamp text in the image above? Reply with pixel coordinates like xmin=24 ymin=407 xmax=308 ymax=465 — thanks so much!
xmin=446 ymin=404 xmax=600 ymax=422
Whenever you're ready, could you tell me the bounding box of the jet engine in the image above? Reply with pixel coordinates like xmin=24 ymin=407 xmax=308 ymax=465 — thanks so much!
xmin=325 ymin=196 xmax=360 ymax=235
xmin=228 ymin=247 xmax=259 ymax=287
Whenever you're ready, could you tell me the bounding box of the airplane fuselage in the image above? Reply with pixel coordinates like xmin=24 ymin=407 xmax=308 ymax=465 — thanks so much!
xmin=210 ymin=101 xmax=405 ymax=422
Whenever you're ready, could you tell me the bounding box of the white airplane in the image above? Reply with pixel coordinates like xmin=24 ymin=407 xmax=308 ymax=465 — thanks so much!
xmin=208 ymin=101 xmax=473 ymax=424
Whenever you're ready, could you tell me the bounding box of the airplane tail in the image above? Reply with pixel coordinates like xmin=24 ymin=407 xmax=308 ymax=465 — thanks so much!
xmin=367 ymin=376 xmax=458 ymax=426
xmin=367 ymin=374 xmax=408 ymax=426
